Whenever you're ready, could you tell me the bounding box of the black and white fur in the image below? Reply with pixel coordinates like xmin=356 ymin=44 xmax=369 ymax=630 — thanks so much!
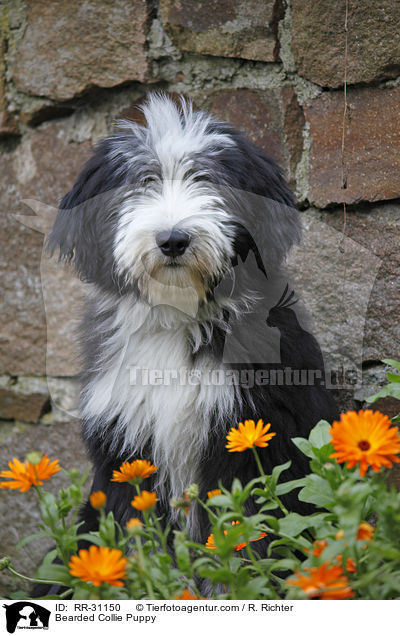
xmin=48 ymin=94 xmax=337 ymax=546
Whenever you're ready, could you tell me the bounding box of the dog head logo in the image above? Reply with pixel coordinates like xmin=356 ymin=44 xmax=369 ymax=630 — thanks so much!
xmin=3 ymin=602 xmax=50 ymax=633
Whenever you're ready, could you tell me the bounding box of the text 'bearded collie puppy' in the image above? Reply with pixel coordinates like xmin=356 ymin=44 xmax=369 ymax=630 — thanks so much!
xmin=48 ymin=94 xmax=337 ymax=548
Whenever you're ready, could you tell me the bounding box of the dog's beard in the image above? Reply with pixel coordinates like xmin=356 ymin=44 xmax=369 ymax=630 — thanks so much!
xmin=135 ymin=249 xmax=217 ymax=317
xmin=139 ymin=264 xmax=204 ymax=316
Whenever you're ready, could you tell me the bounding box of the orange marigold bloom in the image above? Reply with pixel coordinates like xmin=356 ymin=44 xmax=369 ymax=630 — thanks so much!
xmin=287 ymin=562 xmax=355 ymax=600
xmin=207 ymin=489 xmax=222 ymax=498
xmin=174 ymin=589 xmax=199 ymax=600
xmin=205 ymin=533 xmax=218 ymax=549
xmin=131 ymin=490 xmax=157 ymax=511
xmin=357 ymin=522 xmax=374 ymax=541
xmin=69 ymin=545 xmax=127 ymax=587
xmin=206 ymin=521 xmax=267 ymax=552
xmin=0 ymin=455 xmax=60 ymax=492
xmin=126 ymin=517 xmax=143 ymax=530
xmin=330 ymin=410 xmax=400 ymax=477
xmin=304 ymin=540 xmax=328 ymax=557
xmin=111 ymin=459 xmax=157 ymax=483
xmin=313 ymin=540 xmax=328 ymax=557
xmin=89 ymin=491 xmax=107 ymax=509
xmin=345 ymin=558 xmax=357 ymax=573
xmin=226 ymin=419 xmax=276 ymax=452
xmin=336 ymin=555 xmax=357 ymax=573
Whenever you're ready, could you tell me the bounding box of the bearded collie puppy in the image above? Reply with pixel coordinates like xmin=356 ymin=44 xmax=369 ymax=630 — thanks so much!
xmin=48 ymin=93 xmax=337 ymax=545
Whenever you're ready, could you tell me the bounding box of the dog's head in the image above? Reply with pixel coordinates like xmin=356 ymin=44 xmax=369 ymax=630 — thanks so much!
xmin=48 ymin=94 xmax=300 ymax=314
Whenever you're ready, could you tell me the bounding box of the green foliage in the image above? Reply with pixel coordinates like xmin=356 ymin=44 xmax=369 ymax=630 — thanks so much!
xmin=366 ymin=359 xmax=400 ymax=407
xmin=2 ymin=405 xmax=400 ymax=600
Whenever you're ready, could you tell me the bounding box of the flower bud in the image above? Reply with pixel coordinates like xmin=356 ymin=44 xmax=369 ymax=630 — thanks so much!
xmin=0 ymin=556 xmax=12 ymax=571
xmin=184 ymin=484 xmax=199 ymax=500
xmin=25 ymin=451 xmax=42 ymax=466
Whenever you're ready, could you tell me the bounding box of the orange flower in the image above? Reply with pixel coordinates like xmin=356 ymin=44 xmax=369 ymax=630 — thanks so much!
xmin=0 ymin=455 xmax=60 ymax=493
xmin=345 ymin=557 xmax=357 ymax=573
xmin=226 ymin=419 xmax=276 ymax=452
xmin=287 ymin=562 xmax=355 ymax=600
xmin=205 ymin=533 xmax=218 ymax=549
xmin=206 ymin=521 xmax=267 ymax=552
xmin=330 ymin=410 xmax=400 ymax=477
xmin=304 ymin=539 xmax=328 ymax=557
xmin=207 ymin=489 xmax=222 ymax=498
xmin=89 ymin=491 xmax=107 ymax=509
xmin=357 ymin=522 xmax=374 ymax=541
xmin=126 ymin=518 xmax=143 ymax=530
xmin=174 ymin=589 xmax=199 ymax=600
xmin=111 ymin=459 xmax=157 ymax=483
xmin=336 ymin=555 xmax=357 ymax=573
xmin=131 ymin=490 xmax=157 ymax=511
xmin=69 ymin=545 xmax=127 ymax=587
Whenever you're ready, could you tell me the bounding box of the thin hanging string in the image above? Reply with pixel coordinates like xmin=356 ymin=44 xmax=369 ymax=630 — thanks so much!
xmin=339 ymin=0 xmax=349 ymax=252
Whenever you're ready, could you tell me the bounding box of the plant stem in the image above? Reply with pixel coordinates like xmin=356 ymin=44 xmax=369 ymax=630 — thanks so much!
xmin=6 ymin=564 xmax=67 ymax=588
xmin=252 ymin=447 xmax=266 ymax=477
xmin=252 ymin=448 xmax=288 ymax=515
xmin=134 ymin=535 xmax=155 ymax=599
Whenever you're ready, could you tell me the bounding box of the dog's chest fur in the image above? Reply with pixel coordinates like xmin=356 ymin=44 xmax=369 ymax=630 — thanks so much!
xmin=82 ymin=299 xmax=236 ymax=500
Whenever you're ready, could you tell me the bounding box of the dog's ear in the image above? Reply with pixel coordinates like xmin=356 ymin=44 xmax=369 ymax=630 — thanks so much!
xmin=207 ymin=122 xmax=302 ymax=271
xmin=47 ymin=131 xmax=134 ymax=283
xmin=232 ymin=134 xmax=301 ymax=271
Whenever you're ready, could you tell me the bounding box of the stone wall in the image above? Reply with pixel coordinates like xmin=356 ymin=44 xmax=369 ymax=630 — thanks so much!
xmin=0 ymin=0 xmax=399 ymax=595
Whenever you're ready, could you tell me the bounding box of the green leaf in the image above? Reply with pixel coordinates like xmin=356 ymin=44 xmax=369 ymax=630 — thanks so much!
xmin=175 ymin=543 xmax=191 ymax=572
xmin=366 ymin=383 xmax=400 ymax=402
xmin=38 ymin=549 xmax=59 ymax=569
xmin=387 ymin=372 xmax=400 ymax=383
xmin=269 ymin=558 xmax=299 ymax=572
xmin=311 ymin=443 xmax=335 ymax=463
xmin=278 ymin=512 xmax=328 ymax=537
xmin=231 ymin=478 xmax=243 ymax=493
xmin=382 ymin=358 xmax=400 ymax=371
xmin=292 ymin=437 xmax=314 ymax=458
xmin=206 ymin=495 xmax=232 ymax=507
xmin=39 ymin=492 xmax=59 ymax=527
xmin=196 ymin=566 xmax=232 ymax=584
xmin=298 ymin=474 xmax=334 ymax=507
xmin=236 ymin=577 xmax=272 ymax=599
xmin=35 ymin=562 xmax=72 ymax=586
xmin=192 ymin=556 xmax=219 ymax=571
xmin=270 ymin=461 xmax=292 ymax=487
xmin=17 ymin=532 xmax=53 ymax=549
xmin=76 ymin=533 xmax=106 ymax=546
xmin=258 ymin=501 xmax=279 ymax=512
xmin=309 ymin=420 xmax=332 ymax=448
xmin=276 ymin=478 xmax=306 ymax=496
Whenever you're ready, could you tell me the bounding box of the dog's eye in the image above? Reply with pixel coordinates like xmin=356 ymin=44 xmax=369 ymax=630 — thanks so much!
xmin=140 ymin=176 xmax=157 ymax=188
xmin=191 ymin=174 xmax=208 ymax=183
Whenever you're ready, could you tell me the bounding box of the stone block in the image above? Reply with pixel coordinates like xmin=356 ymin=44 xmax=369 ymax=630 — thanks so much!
xmin=207 ymin=87 xmax=304 ymax=185
xmin=11 ymin=0 xmax=150 ymax=101
xmin=160 ymin=0 xmax=283 ymax=62
xmin=0 ymin=39 xmax=18 ymax=136
xmin=287 ymin=205 xmax=400 ymax=383
xmin=291 ymin=0 xmax=400 ymax=87
xmin=0 ymin=376 xmax=49 ymax=423
xmin=305 ymin=87 xmax=400 ymax=207
xmin=0 ymin=121 xmax=91 ymax=376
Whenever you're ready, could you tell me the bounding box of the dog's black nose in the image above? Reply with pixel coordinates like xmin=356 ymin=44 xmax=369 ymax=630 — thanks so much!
xmin=156 ymin=230 xmax=191 ymax=257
